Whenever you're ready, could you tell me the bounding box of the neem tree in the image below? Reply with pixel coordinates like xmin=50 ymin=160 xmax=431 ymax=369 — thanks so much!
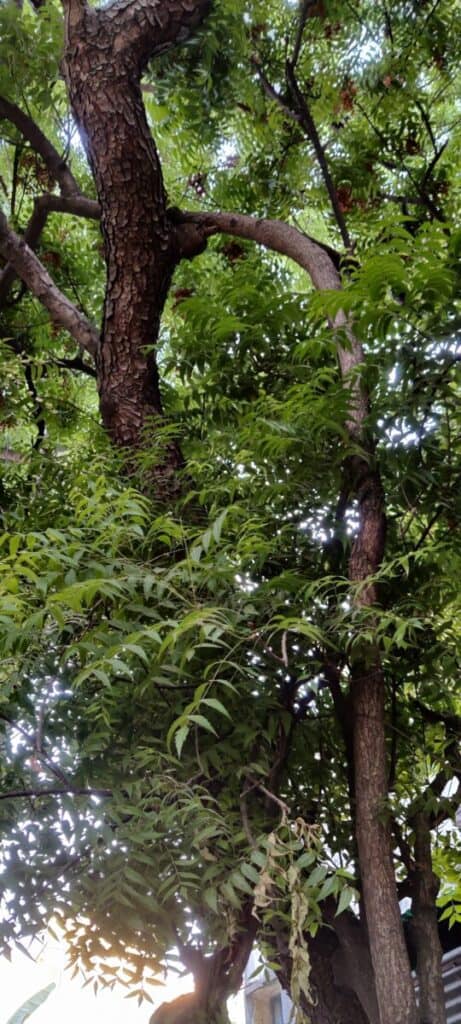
xmin=0 ymin=2 xmax=460 ymax=1024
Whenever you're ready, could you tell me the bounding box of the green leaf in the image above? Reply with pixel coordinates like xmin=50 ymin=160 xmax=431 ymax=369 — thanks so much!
xmin=203 ymin=888 xmax=219 ymax=913
xmin=175 ymin=724 xmax=190 ymax=757
xmin=6 ymin=984 xmax=56 ymax=1024
xmin=201 ymin=697 xmax=231 ymax=719
xmin=306 ymin=865 xmax=328 ymax=888
xmin=187 ymin=714 xmax=217 ymax=735
xmin=336 ymin=886 xmax=356 ymax=916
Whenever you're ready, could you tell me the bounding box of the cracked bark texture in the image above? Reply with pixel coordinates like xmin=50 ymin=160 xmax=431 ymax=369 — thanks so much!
xmin=61 ymin=0 xmax=209 ymax=483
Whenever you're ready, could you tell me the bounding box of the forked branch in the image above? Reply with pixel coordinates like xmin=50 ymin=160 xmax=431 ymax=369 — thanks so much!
xmin=0 ymin=98 xmax=100 ymax=306
xmin=0 ymin=95 xmax=80 ymax=197
xmin=0 ymin=210 xmax=99 ymax=357
xmin=0 ymin=192 xmax=100 ymax=305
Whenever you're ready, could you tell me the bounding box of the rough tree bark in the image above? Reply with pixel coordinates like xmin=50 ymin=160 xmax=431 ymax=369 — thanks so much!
xmin=60 ymin=0 xmax=210 ymax=486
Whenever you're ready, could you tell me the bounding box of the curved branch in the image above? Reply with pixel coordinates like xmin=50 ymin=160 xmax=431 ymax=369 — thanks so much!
xmin=0 ymin=95 xmax=80 ymax=197
xmin=102 ymin=0 xmax=211 ymax=71
xmin=35 ymin=192 xmax=100 ymax=219
xmin=178 ymin=197 xmax=404 ymax=1016
xmin=175 ymin=207 xmax=367 ymax=437
xmin=0 ymin=199 xmax=48 ymax=306
xmin=0 ymin=210 xmax=99 ymax=358
xmin=284 ymin=64 xmax=352 ymax=250
xmin=0 ymin=193 xmax=100 ymax=305
xmin=175 ymin=209 xmax=342 ymax=289
xmin=0 ymin=787 xmax=112 ymax=801
xmin=0 ymin=96 xmax=100 ymax=307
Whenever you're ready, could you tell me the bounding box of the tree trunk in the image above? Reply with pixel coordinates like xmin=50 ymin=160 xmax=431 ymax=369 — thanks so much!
xmin=61 ymin=0 xmax=209 ymax=484
xmin=63 ymin=21 xmax=178 ymax=470
xmin=271 ymin=906 xmax=377 ymax=1024
xmin=326 ymin=900 xmax=380 ymax=1024
xmin=409 ymin=812 xmax=446 ymax=1024
xmin=348 ymin=460 xmax=418 ymax=1024
xmin=307 ymin=926 xmax=371 ymax=1024
xmin=150 ymin=991 xmax=231 ymax=1024
xmin=352 ymin=661 xmax=417 ymax=1024
xmin=152 ymin=906 xmax=256 ymax=1024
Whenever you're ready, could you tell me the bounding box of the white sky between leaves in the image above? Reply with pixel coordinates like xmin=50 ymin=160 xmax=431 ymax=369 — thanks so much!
xmin=0 ymin=938 xmax=244 ymax=1024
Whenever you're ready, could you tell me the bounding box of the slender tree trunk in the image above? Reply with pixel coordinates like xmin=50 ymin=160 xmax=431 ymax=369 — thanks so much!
xmin=409 ymin=812 xmax=446 ymax=1024
xmin=176 ymin=214 xmax=430 ymax=1024
xmin=348 ymin=456 xmax=418 ymax=1024
xmin=352 ymin=658 xmax=417 ymax=1024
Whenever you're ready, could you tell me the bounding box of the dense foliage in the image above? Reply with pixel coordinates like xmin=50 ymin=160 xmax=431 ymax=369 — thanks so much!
xmin=0 ymin=0 xmax=460 ymax=1022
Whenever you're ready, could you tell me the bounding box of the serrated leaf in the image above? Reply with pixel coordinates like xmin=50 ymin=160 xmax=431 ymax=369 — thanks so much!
xmin=336 ymin=886 xmax=356 ymax=916
xmin=203 ymin=888 xmax=219 ymax=913
xmin=175 ymin=724 xmax=190 ymax=757
xmin=187 ymin=714 xmax=217 ymax=735
xmin=201 ymin=697 xmax=231 ymax=718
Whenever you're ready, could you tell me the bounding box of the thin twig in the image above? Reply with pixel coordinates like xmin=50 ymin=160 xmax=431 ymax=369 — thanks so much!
xmin=245 ymin=774 xmax=290 ymax=821
xmin=290 ymin=0 xmax=312 ymax=70
xmin=284 ymin=61 xmax=352 ymax=250
xmin=0 ymin=786 xmax=112 ymax=801
xmin=250 ymin=58 xmax=301 ymax=125
xmin=51 ymin=355 xmax=97 ymax=378
xmin=0 ymin=711 xmax=74 ymax=789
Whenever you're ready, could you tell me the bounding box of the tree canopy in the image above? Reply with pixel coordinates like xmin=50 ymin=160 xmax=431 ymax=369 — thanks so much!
xmin=0 ymin=2 xmax=460 ymax=1024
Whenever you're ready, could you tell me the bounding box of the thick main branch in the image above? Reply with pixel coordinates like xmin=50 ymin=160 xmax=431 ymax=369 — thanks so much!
xmin=60 ymin=0 xmax=212 ymax=471
xmin=103 ymin=0 xmax=211 ymax=71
